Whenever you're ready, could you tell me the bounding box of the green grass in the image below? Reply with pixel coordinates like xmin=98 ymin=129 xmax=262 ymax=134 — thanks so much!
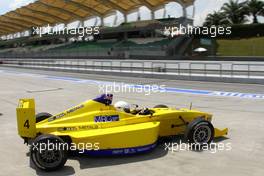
xmin=217 ymin=37 xmax=264 ymax=56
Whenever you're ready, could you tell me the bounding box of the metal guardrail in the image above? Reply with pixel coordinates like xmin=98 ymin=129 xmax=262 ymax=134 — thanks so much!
xmin=1 ymin=59 xmax=264 ymax=78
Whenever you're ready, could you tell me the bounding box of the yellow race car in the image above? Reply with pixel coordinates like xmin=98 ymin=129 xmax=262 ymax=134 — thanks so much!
xmin=16 ymin=94 xmax=228 ymax=171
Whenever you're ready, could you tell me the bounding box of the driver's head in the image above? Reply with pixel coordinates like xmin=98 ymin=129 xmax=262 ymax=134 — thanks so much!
xmin=114 ymin=101 xmax=130 ymax=113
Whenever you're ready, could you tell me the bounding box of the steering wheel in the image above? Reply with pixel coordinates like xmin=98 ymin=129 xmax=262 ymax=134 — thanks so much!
xmin=131 ymin=104 xmax=139 ymax=110
xmin=139 ymin=108 xmax=154 ymax=116
xmin=130 ymin=104 xmax=141 ymax=115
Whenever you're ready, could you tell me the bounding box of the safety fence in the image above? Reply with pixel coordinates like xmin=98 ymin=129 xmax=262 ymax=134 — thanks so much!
xmin=1 ymin=59 xmax=264 ymax=79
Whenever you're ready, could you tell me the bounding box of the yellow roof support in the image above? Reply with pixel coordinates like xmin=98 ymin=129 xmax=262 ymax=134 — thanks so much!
xmin=0 ymin=0 xmax=195 ymax=35
xmin=65 ymin=0 xmax=103 ymax=17
xmin=0 ymin=23 xmax=24 ymax=31
xmin=12 ymin=11 xmax=51 ymax=24
xmin=0 ymin=18 xmax=31 ymax=29
xmin=3 ymin=15 xmax=38 ymax=27
xmin=140 ymin=0 xmax=155 ymax=9
xmin=37 ymin=1 xmax=84 ymax=20
xmin=0 ymin=27 xmax=16 ymax=33
xmin=97 ymin=0 xmax=127 ymax=13
xmin=23 ymin=6 xmax=67 ymax=23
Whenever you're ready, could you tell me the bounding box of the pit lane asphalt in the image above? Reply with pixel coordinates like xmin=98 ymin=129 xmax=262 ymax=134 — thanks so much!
xmin=0 ymin=67 xmax=264 ymax=176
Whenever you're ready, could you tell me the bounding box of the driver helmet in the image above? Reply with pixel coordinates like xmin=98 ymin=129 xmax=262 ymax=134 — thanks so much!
xmin=114 ymin=101 xmax=130 ymax=113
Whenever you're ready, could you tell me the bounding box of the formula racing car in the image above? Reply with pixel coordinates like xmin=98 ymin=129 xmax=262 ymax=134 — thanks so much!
xmin=16 ymin=94 xmax=228 ymax=171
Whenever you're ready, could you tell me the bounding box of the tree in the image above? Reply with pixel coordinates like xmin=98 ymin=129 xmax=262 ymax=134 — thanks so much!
xmin=203 ymin=11 xmax=229 ymax=26
xmin=246 ymin=0 xmax=264 ymax=23
xmin=221 ymin=0 xmax=248 ymax=24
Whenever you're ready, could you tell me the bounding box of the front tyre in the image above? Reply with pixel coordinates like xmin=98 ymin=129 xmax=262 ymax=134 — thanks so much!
xmin=185 ymin=118 xmax=214 ymax=145
xmin=153 ymin=104 xmax=168 ymax=108
xmin=36 ymin=112 xmax=52 ymax=123
xmin=30 ymin=134 xmax=68 ymax=171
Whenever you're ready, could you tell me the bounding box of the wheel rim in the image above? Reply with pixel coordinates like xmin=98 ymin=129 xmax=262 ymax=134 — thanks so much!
xmin=35 ymin=145 xmax=63 ymax=168
xmin=193 ymin=125 xmax=211 ymax=144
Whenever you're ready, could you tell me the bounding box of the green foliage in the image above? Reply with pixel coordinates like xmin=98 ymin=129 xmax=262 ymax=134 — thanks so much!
xmin=204 ymin=0 xmax=264 ymax=26
xmin=204 ymin=11 xmax=229 ymax=26
xmin=221 ymin=0 xmax=249 ymax=24
xmin=246 ymin=0 xmax=264 ymax=23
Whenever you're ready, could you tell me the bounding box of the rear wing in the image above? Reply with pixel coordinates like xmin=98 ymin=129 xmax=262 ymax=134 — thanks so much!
xmin=16 ymin=99 xmax=36 ymax=138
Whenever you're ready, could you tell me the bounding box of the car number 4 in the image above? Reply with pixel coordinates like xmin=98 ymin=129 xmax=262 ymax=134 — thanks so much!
xmin=24 ymin=120 xmax=30 ymax=129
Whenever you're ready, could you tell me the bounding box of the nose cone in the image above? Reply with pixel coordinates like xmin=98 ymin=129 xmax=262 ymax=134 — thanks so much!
xmin=206 ymin=113 xmax=213 ymax=122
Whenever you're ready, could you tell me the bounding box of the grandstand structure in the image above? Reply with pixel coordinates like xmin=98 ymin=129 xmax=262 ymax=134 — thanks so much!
xmin=0 ymin=0 xmax=198 ymax=59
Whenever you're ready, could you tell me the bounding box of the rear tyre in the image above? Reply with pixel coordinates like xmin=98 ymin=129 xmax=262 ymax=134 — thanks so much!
xmin=153 ymin=105 xmax=168 ymax=108
xmin=36 ymin=112 xmax=52 ymax=123
xmin=185 ymin=118 xmax=214 ymax=146
xmin=30 ymin=134 xmax=68 ymax=171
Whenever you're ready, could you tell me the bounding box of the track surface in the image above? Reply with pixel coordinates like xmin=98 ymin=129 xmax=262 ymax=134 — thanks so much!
xmin=0 ymin=67 xmax=264 ymax=176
